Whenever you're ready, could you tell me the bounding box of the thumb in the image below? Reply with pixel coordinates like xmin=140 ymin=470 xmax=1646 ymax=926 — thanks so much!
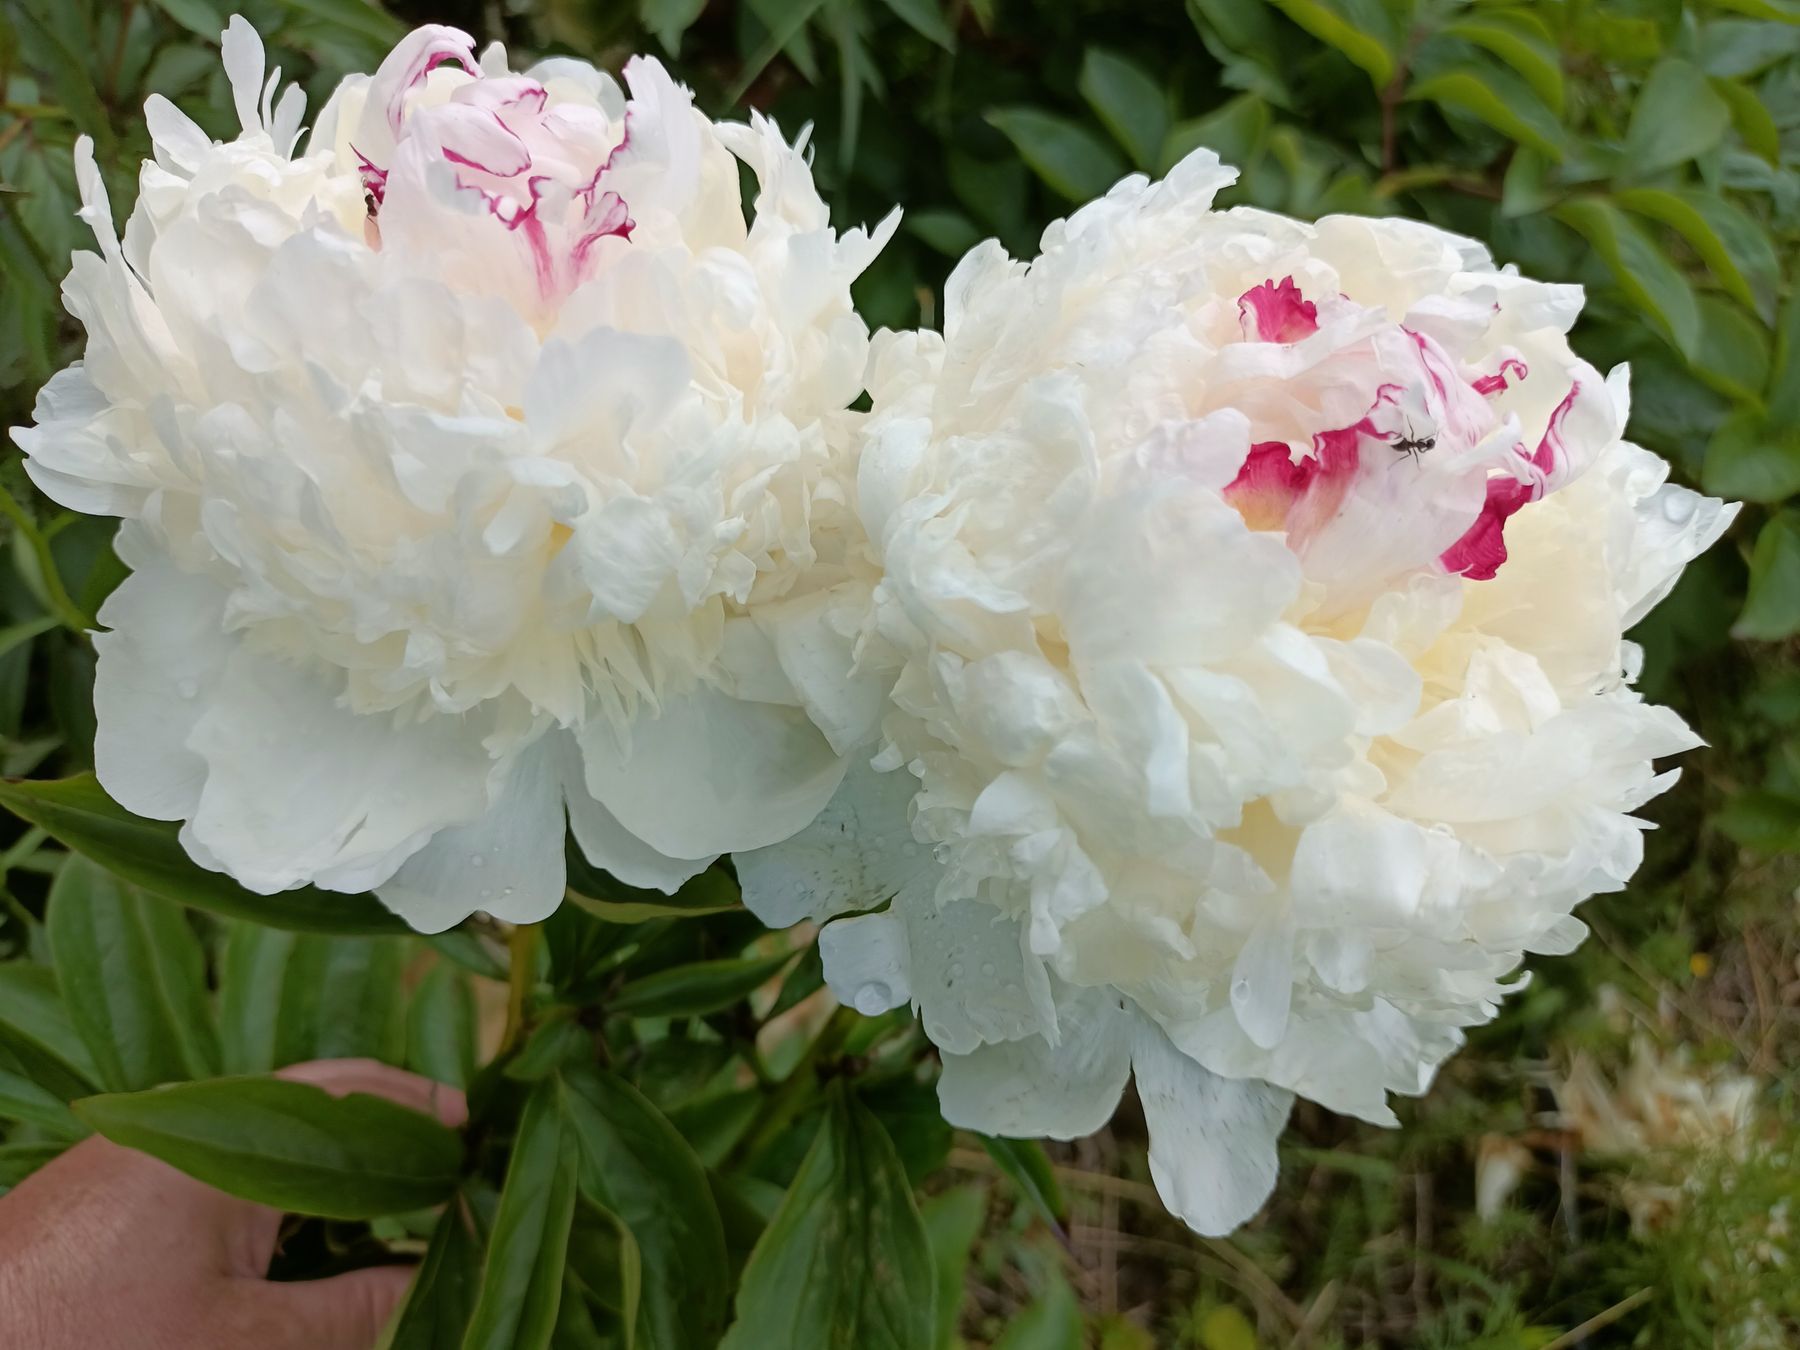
xmin=249 ymin=1264 xmax=418 ymax=1350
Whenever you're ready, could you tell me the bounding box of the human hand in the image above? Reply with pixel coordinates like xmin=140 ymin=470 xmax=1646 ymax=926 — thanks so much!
xmin=0 ymin=1059 xmax=467 ymax=1350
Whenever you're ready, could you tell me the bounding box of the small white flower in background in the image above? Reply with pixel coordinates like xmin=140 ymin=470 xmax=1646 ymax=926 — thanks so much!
xmin=737 ymin=149 xmax=1738 ymax=1236
xmin=14 ymin=18 xmax=896 ymax=930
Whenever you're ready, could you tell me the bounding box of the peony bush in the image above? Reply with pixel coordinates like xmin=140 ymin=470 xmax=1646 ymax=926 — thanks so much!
xmin=0 ymin=3 xmax=1788 ymax=1346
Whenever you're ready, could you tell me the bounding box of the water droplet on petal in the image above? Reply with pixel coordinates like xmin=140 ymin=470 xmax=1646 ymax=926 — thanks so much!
xmin=176 ymin=678 xmax=199 ymax=699
xmin=980 ymin=961 xmax=996 ymax=978
xmin=854 ymin=984 xmax=892 ymax=1016
xmin=949 ymin=962 xmax=964 ymax=980
xmin=470 ymin=854 xmax=486 ymax=868
xmin=1231 ymin=977 xmax=1251 ymax=1004
xmin=1661 ymin=491 xmax=1695 ymax=524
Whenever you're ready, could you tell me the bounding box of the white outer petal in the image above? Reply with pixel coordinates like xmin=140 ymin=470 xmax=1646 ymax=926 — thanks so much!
xmin=1130 ymin=1016 xmax=1292 ymax=1237
xmin=936 ymin=984 xmax=1131 ymax=1140
xmin=376 ymin=734 xmax=566 ymax=932
xmin=579 ymin=683 xmax=847 ymax=859
xmin=733 ymin=754 xmax=932 ymax=928
xmin=91 ymin=544 xmax=233 ymax=822
xmin=820 ymin=910 xmax=912 ymax=1015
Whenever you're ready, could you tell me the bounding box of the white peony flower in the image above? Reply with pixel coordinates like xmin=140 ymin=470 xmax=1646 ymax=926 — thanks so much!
xmin=13 ymin=17 xmax=896 ymax=930
xmin=737 ymin=150 xmax=1738 ymax=1236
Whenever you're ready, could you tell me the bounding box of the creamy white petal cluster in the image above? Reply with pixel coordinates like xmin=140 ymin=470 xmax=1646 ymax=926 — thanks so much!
xmin=15 ymin=18 xmax=896 ymax=930
xmin=737 ymin=150 xmax=1737 ymax=1235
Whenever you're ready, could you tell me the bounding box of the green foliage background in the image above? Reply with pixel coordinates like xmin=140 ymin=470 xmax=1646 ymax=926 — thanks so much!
xmin=1 ymin=0 xmax=1798 ymax=1346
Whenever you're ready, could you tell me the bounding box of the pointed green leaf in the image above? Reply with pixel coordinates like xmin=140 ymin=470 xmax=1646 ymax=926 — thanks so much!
xmin=986 ymin=108 xmax=1129 ymax=202
xmin=73 ymin=1077 xmax=463 ymax=1217
xmin=876 ymin=0 xmax=957 ymax=49
xmin=1624 ymin=59 xmax=1731 ymax=175
xmin=560 ymin=1067 xmax=728 ymax=1350
xmin=922 ymin=1185 xmax=986 ymax=1349
xmin=991 ymin=1274 xmax=1083 ymax=1350
xmin=1407 ymin=65 xmax=1566 ymax=161
xmin=1711 ymin=76 xmax=1783 ymax=166
xmin=408 ymin=964 xmax=480 ymax=1090
xmin=47 ymin=856 xmax=218 ymax=1091
xmin=979 ymin=1134 xmax=1068 ymax=1230
xmin=388 ymin=1203 xmax=485 ymax=1350
xmin=0 ymin=775 xmax=410 ymax=935
xmin=609 ymin=951 xmax=795 ymax=1019
xmin=463 ymin=1082 xmax=579 ymax=1350
xmin=218 ymin=923 xmax=409 ymax=1073
xmin=1267 ymin=0 xmax=1395 ymax=86
xmin=1703 ymin=410 xmax=1800 ymax=503
xmin=1736 ymin=513 xmax=1800 ymax=641
xmin=719 ymin=1085 xmax=935 ymax=1350
xmin=1443 ymin=9 xmax=1564 ymax=114
xmin=1613 ymin=186 xmax=1781 ymax=322
xmin=0 ymin=962 xmax=100 ymax=1094
xmin=1079 ymin=48 xmax=1169 ymax=169
xmin=1554 ymin=198 xmax=1700 ymax=358
xmin=0 ymin=1067 xmax=88 ymax=1138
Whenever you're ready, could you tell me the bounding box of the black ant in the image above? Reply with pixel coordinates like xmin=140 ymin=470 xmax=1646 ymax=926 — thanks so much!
xmin=1388 ymin=419 xmax=1436 ymax=463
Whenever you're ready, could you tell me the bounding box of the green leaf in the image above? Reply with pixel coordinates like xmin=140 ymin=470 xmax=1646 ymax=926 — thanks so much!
xmin=560 ymin=1067 xmax=729 ymax=1350
xmin=463 ymin=1082 xmax=579 ymax=1350
xmin=719 ymin=1084 xmax=935 ymax=1350
xmin=505 ymin=1016 xmax=591 ymax=1083
xmin=1407 ymin=66 xmax=1566 ymax=161
xmin=388 ymin=1203 xmax=485 ymax=1350
xmin=986 ymin=108 xmax=1129 ymax=202
xmin=566 ymin=1199 xmax=644 ymax=1346
xmin=1703 ymin=410 xmax=1800 ymax=503
xmin=1709 ymin=0 xmax=1800 ymax=22
xmin=921 ymin=1185 xmax=986 ymax=1349
xmin=1160 ymin=94 xmax=1270 ymax=176
xmin=1443 ymin=9 xmax=1564 ymax=114
xmin=1693 ymin=298 xmax=1773 ymax=402
xmin=0 ymin=1141 xmax=69 ymax=1191
xmin=1553 ymin=198 xmax=1700 ymax=358
xmin=1195 ymin=1304 xmax=1262 ymax=1350
xmin=268 ymin=0 xmax=405 ymax=47
xmin=905 ymin=209 xmax=983 ymax=258
xmin=1613 ymin=186 xmax=1781 ymax=322
xmin=1266 ymin=0 xmax=1395 ymax=86
xmin=1711 ymin=76 xmax=1783 ymax=166
xmin=991 ymin=1274 xmax=1082 ymax=1350
xmin=1770 ymin=290 xmax=1800 ymax=427
xmin=0 ymin=1067 xmax=87 ymax=1138
xmin=637 ymin=0 xmax=707 ymax=54
xmin=217 ymin=924 xmax=409 ymax=1073
xmin=1715 ymin=789 xmax=1800 ymax=852
xmin=1736 ymin=513 xmax=1800 ymax=641
xmin=1623 ymin=59 xmax=1732 ymax=176
xmin=408 ymin=964 xmax=480 ymax=1090
xmin=47 ymin=856 xmax=218 ymax=1091
xmin=978 ymin=1134 xmax=1068 ymax=1230
xmin=609 ymin=950 xmax=795 ymax=1018
xmin=1079 ymin=48 xmax=1169 ymax=170
xmin=0 ymin=962 xmax=101 ymax=1093
xmin=875 ymin=0 xmax=957 ymax=49
xmin=0 ymin=775 xmax=410 ymax=935
xmin=72 ymin=1076 xmax=463 ymax=1218
xmin=147 ymin=0 xmax=227 ymax=39
xmin=9 ymin=0 xmax=115 ymax=155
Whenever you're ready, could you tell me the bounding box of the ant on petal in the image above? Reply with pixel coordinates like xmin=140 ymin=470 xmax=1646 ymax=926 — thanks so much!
xmin=1389 ymin=417 xmax=1437 ymax=463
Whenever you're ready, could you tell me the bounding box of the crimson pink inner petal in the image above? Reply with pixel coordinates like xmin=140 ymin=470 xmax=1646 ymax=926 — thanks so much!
xmin=1440 ymin=476 xmax=1533 ymax=580
xmin=1238 ymin=276 xmax=1319 ymax=343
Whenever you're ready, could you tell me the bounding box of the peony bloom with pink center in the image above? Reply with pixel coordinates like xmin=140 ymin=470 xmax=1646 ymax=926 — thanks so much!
xmin=13 ymin=18 xmax=896 ymax=930
xmin=735 ymin=150 xmax=1738 ymax=1237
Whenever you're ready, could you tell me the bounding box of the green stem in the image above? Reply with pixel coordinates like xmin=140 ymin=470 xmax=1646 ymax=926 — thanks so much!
xmin=500 ymin=921 xmax=541 ymax=1057
xmin=0 ymin=488 xmax=93 ymax=633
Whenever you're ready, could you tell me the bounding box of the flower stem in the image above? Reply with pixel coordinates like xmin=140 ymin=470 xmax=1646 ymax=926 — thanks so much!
xmin=727 ymin=1003 xmax=860 ymax=1170
xmin=500 ymin=921 xmax=540 ymax=1056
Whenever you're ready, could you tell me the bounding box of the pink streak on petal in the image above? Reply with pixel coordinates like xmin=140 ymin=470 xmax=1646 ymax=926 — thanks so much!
xmin=1530 ymin=381 xmax=1581 ymax=478
xmin=1237 ymin=276 xmax=1320 ymax=343
xmin=352 ymin=146 xmax=389 ymax=207
xmin=1472 ymin=356 xmax=1529 ymax=398
xmin=1441 ymin=475 xmax=1534 ymax=580
xmin=370 ymin=26 xmax=478 ymax=136
xmin=570 ymin=189 xmax=634 ymax=276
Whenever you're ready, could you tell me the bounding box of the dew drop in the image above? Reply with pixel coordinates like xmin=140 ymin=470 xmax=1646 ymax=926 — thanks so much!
xmin=470 ymin=854 xmax=486 ymax=869
xmin=854 ymin=984 xmax=892 ymax=1016
xmin=1661 ymin=491 xmax=1695 ymax=524
xmin=1231 ymin=977 xmax=1251 ymax=1004
xmin=176 ymin=678 xmax=199 ymax=699
xmin=949 ymin=962 xmax=964 ymax=980
xmin=980 ymin=961 xmax=997 ymax=978
xmin=501 ymin=886 xmax=515 ymax=898
xmin=900 ymin=842 xmax=919 ymax=858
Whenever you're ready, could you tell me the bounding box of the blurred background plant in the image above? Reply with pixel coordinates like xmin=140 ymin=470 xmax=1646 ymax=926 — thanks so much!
xmin=1 ymin=0 xmax=1797 ymax=1346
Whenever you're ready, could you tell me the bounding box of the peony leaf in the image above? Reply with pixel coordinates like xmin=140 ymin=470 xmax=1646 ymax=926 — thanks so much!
xmin=1553 ymin=198 xmax=1700 ymax=358
xmin=0 ymin=775 xmax=411 ymax=935
xmin=1622 ymin=58 xmax=1732 ymax=176
xmin=1711 ymin=75 xmax=1783 ymax=166
xmin=608 ymin=950 xmax=796 ymax=1018
xmin=564 ymin=858 xmax=740 ymax=925
xmin=921 ymin=1185 xmax=987 ymax=1349
xmin=1702 ymin=410 xmax=1800 ymax=504
xmin=1613 ymin=186 xmax=1781 ymax=322
xmin=461 ymin=1082 xmax=579 ymax=1350
xmin=876 ymin=0 xmax=958 ymax=50
xmin=47 ymin=855 xmax=219 ymax=1091
xmin=986 ymin=108 xmax=1129 ymax=202
xmin=990 ymin=1275 xmax=1083 ymax=1350
xmin=216 ymin=923 xmax=409 ymax=1074
xmin=72 ymin=1076 xmax=463 ymax=1217
xmin=1443 ymin=9 xmax=1564 ymax=114
xmin=1692 ymin=298 xmax=1773 ymax=403
xmin=1266 ymin=0 xmax=1394 ymax=86
xmin=565 ymin=1198 xmax=644 ymax=1346
xmin=1406 ymin=65 xmax=1566 ymax=161
xmin=560 ymin=1066 xmax=726 ymax=1349
xmin=1079 ymin=48 xmax=1170 ymax=169
xmin=387 ymin=1203 xmax=485 ymax=1350
xmin=268 ymin=0 xmax=405 ymax=47
xmin=146 ymin=0 xmax=228 ymax=40
xmin=719 ymin=1084 xmax=935 ymax=1350
xmin=1770 ymin=290 xmax=1800 ymax=427
xmin=1736 ymin=513 xmax=1800 ymax=641
xmin=0 ymin=963 xmax=101 ymax=1097
xmin=0 ymin=1066 xmax=87 ymax=1139
xmin=979 ymin=1133 xmax=1068 ymax=1230
xmin=1715 ymin=789 xmax=1800 ymax=852
xmin=407 ymin=964 xmax=480 ymax=1091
